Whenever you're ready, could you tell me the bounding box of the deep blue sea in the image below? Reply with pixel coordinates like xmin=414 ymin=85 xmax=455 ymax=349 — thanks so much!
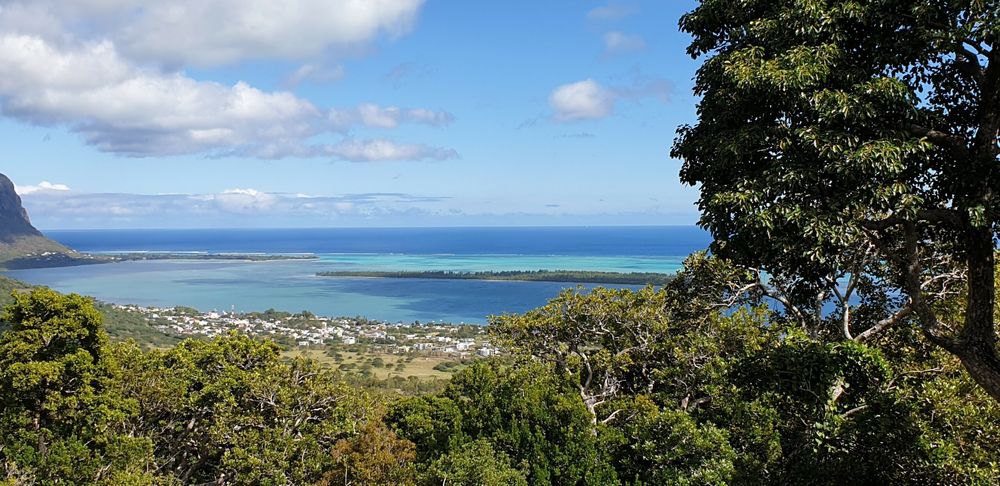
xmin=6 ymin=226 xmax=710 ymax=324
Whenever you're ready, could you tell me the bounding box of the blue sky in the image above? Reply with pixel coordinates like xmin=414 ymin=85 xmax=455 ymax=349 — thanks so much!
xmin=0 ymin=0 xmax=703 ymax=229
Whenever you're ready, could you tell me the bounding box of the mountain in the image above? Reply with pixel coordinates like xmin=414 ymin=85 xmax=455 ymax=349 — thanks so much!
xmin=0 ymin=173 xmax=95 ymax=269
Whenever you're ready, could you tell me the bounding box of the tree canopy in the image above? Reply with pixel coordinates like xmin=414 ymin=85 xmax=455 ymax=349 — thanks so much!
xmin=673 ymin=0 xmax=1000 ymax=399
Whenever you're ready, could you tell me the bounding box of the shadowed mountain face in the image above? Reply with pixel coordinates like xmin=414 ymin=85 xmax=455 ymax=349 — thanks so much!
xmin=0 ymin=173 xmax=43 ymax=243
xmin=0 ymin=173 xmax=95 ymax=269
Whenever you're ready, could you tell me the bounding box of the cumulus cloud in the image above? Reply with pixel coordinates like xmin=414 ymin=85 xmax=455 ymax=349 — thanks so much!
xmin=0 ymin=35 xmax=456 ymax=159
xmin=329 ymin=104 xmax=454 ymax=130
xmin=603 ymin=31 xmax=646 ymax=55
xmin=0 ymin=34 xmax=321 ymax=156
xmin=0 ymin=0 xmax=426 ymax=67
xmin=0 ymin=1 xmax=456 ymax=160
xmin=586 ymin=3 xmax=639 ymax=21
xmin=549 ymin=79 xmax=616 ymax=121
xmin=548 ymin=77 xmax=672 ymax=123
xmin=13 ymin=181 xmax=71 ymax=195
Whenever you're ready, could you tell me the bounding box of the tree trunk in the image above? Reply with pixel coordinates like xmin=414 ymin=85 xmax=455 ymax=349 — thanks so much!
xmin=957 ymin=228 xmax=1000 ymax=401
xmin=958 ymin=343 xmax=1000 ymax=402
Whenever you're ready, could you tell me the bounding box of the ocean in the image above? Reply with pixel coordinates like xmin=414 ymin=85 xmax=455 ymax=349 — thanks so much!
xmin=5 ymin=226 xmax=710 ymax=324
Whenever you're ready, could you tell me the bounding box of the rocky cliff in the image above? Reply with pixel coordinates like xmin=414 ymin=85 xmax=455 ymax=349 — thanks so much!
xmin=0 ymin=173 xmax=96 ymax=269
xmin=0 ymin=173 xmax=44 ymax=243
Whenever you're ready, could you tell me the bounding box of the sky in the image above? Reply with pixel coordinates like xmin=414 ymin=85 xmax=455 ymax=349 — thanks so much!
xmin=0 ymin=0 xmax=704 ymax=229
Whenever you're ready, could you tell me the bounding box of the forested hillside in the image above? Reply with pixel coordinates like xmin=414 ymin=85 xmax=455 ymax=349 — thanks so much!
xmin=1 ymin=254 xmax=999 ymax=484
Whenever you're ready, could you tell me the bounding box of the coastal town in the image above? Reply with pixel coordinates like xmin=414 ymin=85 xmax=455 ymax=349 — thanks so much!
xmin=111 ymin=303 xmax=499 ymax=359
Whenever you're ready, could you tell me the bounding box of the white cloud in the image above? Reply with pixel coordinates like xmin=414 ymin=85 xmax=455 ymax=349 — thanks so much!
xmin=13 ymin=181 xmax=71 ymax=195
xmin=603 ymin=31 xmax=646 ymax=55
xmin=211 ymin=188 xmax=279 ymax=213
xmin=18 ymin=187 xmax=455 ymax=226
xmin=0 ymin=34 xmax=457 ymax=159
xmin=549 ymin=79 xmax=616 ymax=122
xmin=329 ymin=103 xmax=454 ymax=130
xmin=0 ymin=0 xmax=426 ymax=67
xmin=17 ymin=187 xmax=700 ymax=228
xmin=547 ymin=77 xmax=672 ymax=123
xmin=0 ymin=2 xmax=462 ymax=160
xmin=324 ymin=139 xmax=459 ymax=162
xmin=586 ymin=3 xmax=639 ymax=21
xmin=0 ymin=34 xmax=323 ymax=156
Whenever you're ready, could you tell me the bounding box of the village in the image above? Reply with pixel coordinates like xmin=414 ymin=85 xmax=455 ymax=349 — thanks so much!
xmin=111 ymin=303 xmax=500 ymax=359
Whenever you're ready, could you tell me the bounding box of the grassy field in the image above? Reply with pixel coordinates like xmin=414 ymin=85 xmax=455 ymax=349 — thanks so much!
xmin=284 ymin=348 xmax=458 ymax=380
xmin=0 ymin=277 xmax=465 ymax=384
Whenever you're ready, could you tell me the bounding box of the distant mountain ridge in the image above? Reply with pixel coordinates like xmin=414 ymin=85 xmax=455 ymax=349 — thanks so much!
xmin=0 ymin=173 xmax=97 ymax=269
xmin=0 ymin=173 xmax=43 ymax=242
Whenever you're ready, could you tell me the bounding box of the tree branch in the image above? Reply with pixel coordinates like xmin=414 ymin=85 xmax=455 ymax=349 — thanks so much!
xmin=898 ymin=222 xmax=959 ymax=353
xmin=910 ymin=124 xmax=969 ymax=150
xmin=953 ymin=44 xmax=986 ymax=85
xmin=861 ymin=208 xmax=963 ymax=232
xmin=854 ymin=303 xmax=914 ymax=342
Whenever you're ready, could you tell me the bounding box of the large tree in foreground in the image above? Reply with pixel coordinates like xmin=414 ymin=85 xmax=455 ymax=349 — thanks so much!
xmin=672 ymin=1 xmax=1000 ymax=399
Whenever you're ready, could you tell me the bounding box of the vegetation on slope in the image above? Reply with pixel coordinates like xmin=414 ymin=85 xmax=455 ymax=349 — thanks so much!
xmin=3 ymin=254 xmax=999 ymax=484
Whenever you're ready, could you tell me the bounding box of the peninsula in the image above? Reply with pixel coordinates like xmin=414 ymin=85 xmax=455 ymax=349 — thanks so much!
xmin=316 ymin=269 xmax=675 ymax=286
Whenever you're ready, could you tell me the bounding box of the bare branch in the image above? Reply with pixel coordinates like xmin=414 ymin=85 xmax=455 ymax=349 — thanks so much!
xmin=898 ymin=222 xmax=960 ymax=353
xmin=840 ymin=404 xmax=869 ymax=419
xmin=854 ymin=303 xmax=914 ymax=342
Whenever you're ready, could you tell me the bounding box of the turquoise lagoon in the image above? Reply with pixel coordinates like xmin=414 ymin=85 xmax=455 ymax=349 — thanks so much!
xmin=6 ymin=227 xmax=707 ymax=323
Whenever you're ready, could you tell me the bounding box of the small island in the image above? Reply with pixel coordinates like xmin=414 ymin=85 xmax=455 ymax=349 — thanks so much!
xmin=317 ymin=269 xmax=675 ymax=286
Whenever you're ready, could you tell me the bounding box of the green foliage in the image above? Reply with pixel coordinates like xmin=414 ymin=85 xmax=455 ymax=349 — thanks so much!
xmin=432 ymin=360 xmax=464 ymax=372
xmin=726 ymin=336 xmax=942 ymax=483
xmin=3 ymin=259 xmax=1000 ymax=483
xmin=115 ymin=333 xmax=365 ymax=484
xmin=0 ymin=289 xmax=154 ymax=484
xmin=673 ymin=0 xmax=1000 ymax=399
xmin=422 ymin=439 xmax=527 ymax=486
xmin=601 ymin=397 xmax=736 ymax=486
xmin=388 ymin=359 xmax=617 ymax=485
xmin=321 ymin=421 xmax=416 ymax=486
xmin=490 ymin=267 xmax=1000 ymax=484
xmin=490 ymin=282 xmax=773 ymax=420
xmin=673 ymin=0 xmax=992 ymax=273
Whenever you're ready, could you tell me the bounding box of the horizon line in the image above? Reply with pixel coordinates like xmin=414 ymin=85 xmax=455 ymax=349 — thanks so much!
xmin=38 ymin=224 xmax=704 ymax=232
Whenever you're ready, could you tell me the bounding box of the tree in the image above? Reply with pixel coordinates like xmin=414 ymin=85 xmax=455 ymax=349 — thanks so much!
xmin=490 ymin=284 xmax=771 ymax=423
xmin=321 ymin=421 xmax=416 ymax=486
xmin=490 ymin=287 xmax=674 ymax=422
xmin=0 ymin=289 xmax=153 ymax=484
xmin=387 ymin=360 xmax=616 ymax=485
xmin=673 ymin=1 xmax=1000 ymax=399
xmin=422 ymin=439 xmax=527 ymax=486
xmin=116 ymin=333 xmax=364 ymax=484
